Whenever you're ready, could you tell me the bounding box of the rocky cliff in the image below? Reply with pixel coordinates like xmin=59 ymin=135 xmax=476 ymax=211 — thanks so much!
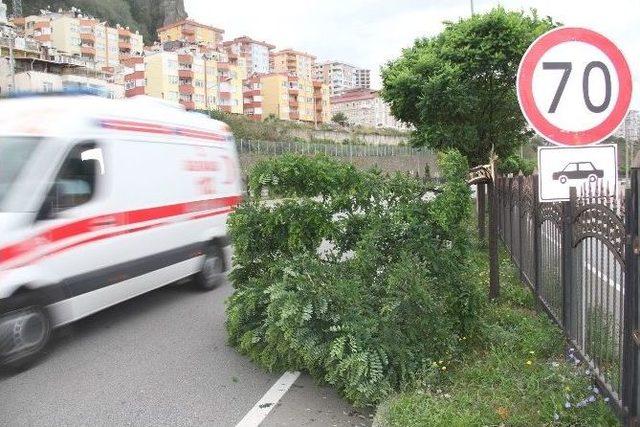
xmin=11 ymin=0 xmax=187 ymax=43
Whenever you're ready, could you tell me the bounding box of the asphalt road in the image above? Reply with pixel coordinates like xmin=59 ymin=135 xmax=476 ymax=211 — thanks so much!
xmin=0 ymin=272 xmax=371 ymax=426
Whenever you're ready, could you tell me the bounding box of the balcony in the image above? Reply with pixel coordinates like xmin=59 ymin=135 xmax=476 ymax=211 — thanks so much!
xmin=34 ymin=21 xmax=49 ymax=30
xmin=80 ymin=32 xmax=96 ymax=42
xmin=126 ymin=86 xmax=145 ymax=97
xmin=118 ymin=28 xmax=131 ymax=37
xmin=178 ymin=69 xmax=193 ymax=79
xmin=288 ymin=88 xmax=299 ymax=95
xmin=289 ymin=99 xmax=298 ymax=107
xmin=243 ymin=89 xmax=260 ymax=97
xmin=219 ymin=91 xmax=232 ymax=99
xmin=179 ymin=84 xmax=194 ymax=95
xmin=178 ymin=54 xmax=193 ymax=64
xmin=244 ymin=101 xmax=261 ymax=109
xmin=118 ymin=41 xmax=131 ymax=50
xmin=180 ymin=100 xmax=195 ymax=110
xmin=220 ymin=105 xmax=232 ymax=113
xmin=81 ymin=46 xmax=96 ymax=56
xmin=290 ymin=111 xmax=300 ymax=120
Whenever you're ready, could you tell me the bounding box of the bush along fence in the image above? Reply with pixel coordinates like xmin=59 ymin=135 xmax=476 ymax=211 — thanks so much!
xmin=494 ymin=172 xmax=640 ymax=425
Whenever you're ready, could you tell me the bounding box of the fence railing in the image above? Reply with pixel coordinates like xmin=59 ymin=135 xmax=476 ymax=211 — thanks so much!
xmin=495 ymin=173 xmax=639 ymax=423
xmin=237 ymin=139 xmax=430 ymax=158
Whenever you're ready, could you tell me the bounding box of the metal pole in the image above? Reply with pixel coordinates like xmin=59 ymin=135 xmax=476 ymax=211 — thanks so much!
xmin=622 ymin=170 xmax=639 ymax=423
xmin=488 ymin=181 xmax=500 ymax=300
xmin=533 ymin=175 xmax=541 ymax=299
xmin=470 ymin=0 xmax=475 ymax=15
xmin=9 ymin=29 xmax=15 ymax=92
xmin=562 ymin=187 xmax=577 ymax=339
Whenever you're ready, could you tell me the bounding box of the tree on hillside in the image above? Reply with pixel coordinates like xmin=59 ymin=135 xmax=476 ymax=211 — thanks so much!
xmin=381 ymin=8 xmax=557 ymax=166
xmin=331 ymin=112 xmax=349 ymax=127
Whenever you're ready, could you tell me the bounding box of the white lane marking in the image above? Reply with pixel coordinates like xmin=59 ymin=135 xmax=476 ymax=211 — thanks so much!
xmin=236 ymin=371 xmax=301 ymax=427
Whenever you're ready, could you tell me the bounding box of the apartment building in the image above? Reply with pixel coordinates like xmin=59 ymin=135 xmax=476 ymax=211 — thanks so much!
xmin=12 ymin=11 xmax=143 ymax=69
xmin=223 ymin=36 xmax=274 ymax=76
xmin=243 ymin=75 xmax=263 ymax=120
xmin=314 ymin=61 xmax=356 ymax=96
xmin=158 ymin=19 xmax=224 ymax=48
xmin=271 ymin=49 xmax=315 ymax=79
xmin=256 ymin=72 xmax=330 ymax=124
xmin=331 ymin=88 xmax=406 ymax=130
xmin=355 ymin=68 xmax=371 ymax=89
xmin=314 ymin=62 xmax=372 ymax=95
xmin=217 ymin=55 xmax=246 ymax=114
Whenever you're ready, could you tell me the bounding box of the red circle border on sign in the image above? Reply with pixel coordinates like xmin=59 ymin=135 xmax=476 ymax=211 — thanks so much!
xmin=517 ymin=27 xmax=633 ymax=146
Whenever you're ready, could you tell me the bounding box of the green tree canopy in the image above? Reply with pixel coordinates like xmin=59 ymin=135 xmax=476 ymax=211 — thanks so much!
xmin=331 ymin=112 xmax=349 ymax=127
xmin=381 ymin=7 xmax=556 ymax=166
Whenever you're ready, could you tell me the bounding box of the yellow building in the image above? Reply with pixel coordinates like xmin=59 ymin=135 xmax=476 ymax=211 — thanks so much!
xmin=140 ymin=50 xmax=220 ymax=112
xmin=217 ymin=56 xmax=246 ymax=114
xmin=263 ymin=49 xmax=331 ymax=123
xmin=259 ymin=73 xmax=290 ymax=120
xmin=158 ymin=19 xmax=224 ymax=48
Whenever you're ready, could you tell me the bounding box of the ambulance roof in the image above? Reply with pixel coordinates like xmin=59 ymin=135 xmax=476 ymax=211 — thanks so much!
xmin=0 ymin=95 xmax=231 ymax=141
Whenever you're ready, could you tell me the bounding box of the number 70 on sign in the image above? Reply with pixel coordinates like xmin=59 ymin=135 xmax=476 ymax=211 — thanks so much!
xmin=517 ymin=27 xmax=632 ymax=146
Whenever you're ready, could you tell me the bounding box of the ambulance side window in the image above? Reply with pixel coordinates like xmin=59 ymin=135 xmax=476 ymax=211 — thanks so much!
xmin=39 ymin=142 xmax=102 ymax=219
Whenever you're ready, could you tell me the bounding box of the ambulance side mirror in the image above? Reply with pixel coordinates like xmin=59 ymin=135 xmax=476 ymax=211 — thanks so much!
xmin=36 ymin=183 xmax=61 ymax=221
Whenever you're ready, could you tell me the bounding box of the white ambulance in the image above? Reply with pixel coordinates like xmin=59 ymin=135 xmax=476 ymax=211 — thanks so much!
xmin=0 ymin=94 xmax=243 ymax=368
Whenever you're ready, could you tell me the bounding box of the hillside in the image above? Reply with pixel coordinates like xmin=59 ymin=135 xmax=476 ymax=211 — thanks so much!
xmin=10 ymin=0 xmax=187 ymax=43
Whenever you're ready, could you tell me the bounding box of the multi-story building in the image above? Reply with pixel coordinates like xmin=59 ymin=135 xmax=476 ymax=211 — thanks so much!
xmin=223 ymin=36 xmax=274 ymax=76
xmin=314 ymin=61 xmax=357 ymax=96
xmin=314 ymin=62 xmax=372 ymax=95
xmin=271 ymin=49 xmax=315 ymax=79
xmin=12 ymin=11 xmax=143 ymax=69
xmin=0 ymin=1 xmax=6 ymax=24
xmin=158 ymin=19 xmax=224 ymax=48
xmin=355 ymin=68 xmax=371 ymax=89
xmin=243 ymin=75 xmax=263 ymax=120
xmin=124 ymin=48 xmax=238 ymax=113
xmin=256 ymin=72 xmax=330 ymax=124
xmin=331 ymin=88 xmax=406 ymax=130
xmin=217 ymin=54 xmax=246 ymax=114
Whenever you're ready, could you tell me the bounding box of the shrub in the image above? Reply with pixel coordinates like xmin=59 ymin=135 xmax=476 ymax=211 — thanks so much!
xmin=226 ymin=151 xmax=483 ymax=406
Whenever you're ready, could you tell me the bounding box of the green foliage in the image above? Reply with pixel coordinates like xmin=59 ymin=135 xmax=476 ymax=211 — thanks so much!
xmin=497 ymin=153 xmax=536 ymax=176
xmin=332 ymin=112 xmax=349 ymax=127
xmin=226 ymin=152 xmax=484 ymax=406
xmin=377 ymin=248 xmax=619 ymax=426
xmin=381 ymin=7 xmax=557 ymax=166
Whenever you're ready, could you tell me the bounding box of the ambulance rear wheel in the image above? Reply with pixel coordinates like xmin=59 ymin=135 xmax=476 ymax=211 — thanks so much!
xmin=0 ymin=293 xmax=51 ymax=371
xmin=194 ymin=245 xmax=225 ymax=291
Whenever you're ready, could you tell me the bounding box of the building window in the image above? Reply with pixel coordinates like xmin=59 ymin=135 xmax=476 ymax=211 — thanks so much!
xmin=42 ymin=82 xmax=54 ymax=92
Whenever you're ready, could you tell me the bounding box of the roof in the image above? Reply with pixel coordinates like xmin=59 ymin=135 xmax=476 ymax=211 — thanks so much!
xmin=331 ymin=89 xmax=379 ymax=103
xmin=0 ymin=95 xmax=230 ymax=141
xmin=272 ymin=49 xmax=316 ymax=60
xmin=157 ymin=19 xmax=224 ymax=35
xmin=222 ymin=36 xmax=275 ymax=50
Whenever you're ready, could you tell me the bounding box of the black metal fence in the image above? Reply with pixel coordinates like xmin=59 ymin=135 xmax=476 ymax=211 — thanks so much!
xmin=495 ymin=173 xmax=640 ymax=423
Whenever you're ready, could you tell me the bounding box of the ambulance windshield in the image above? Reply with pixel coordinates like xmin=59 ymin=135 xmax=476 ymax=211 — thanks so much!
xmin=0 ymin=137 xmax=42 ymax=211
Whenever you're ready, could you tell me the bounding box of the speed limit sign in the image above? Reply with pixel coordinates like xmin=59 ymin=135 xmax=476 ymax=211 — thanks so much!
xmin=517 ymin=27 xmax=633 ymax=146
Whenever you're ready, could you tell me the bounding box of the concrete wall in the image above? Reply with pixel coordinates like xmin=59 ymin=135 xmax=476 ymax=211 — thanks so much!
xmin=239 ymin=153 xmax=438 ymax=178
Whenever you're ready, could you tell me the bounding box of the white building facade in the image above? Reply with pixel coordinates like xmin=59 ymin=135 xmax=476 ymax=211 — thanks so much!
xmin=331 ymin=88 xmax=407 ymax=130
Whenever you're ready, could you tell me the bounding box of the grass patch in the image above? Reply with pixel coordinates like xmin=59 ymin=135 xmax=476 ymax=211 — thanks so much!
xmin=377 ymin=247 xmax=620 ymax=426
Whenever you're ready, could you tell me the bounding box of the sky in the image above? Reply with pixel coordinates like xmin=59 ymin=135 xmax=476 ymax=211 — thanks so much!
xmin=184 ymin=0 xmax=640 ymax=108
